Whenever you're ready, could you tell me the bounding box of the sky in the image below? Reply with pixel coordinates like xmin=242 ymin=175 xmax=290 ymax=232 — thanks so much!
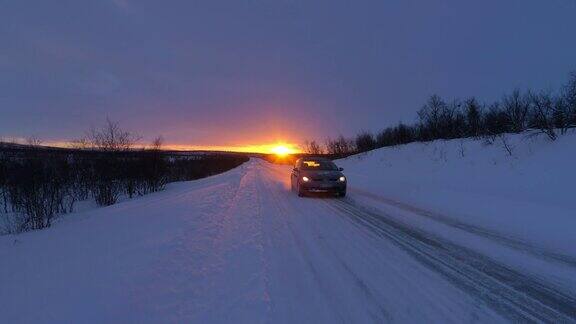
xmin=1 ymin=0 xmax=576 ymax=152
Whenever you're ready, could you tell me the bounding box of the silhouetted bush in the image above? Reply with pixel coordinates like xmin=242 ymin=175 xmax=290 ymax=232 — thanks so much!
xmin=303 ymin=140 xmax=323 ymax=155
xmin=354 ymin=131 xmax=377 ymax=152
xmin=464 ymin=98 xmax=483 ymax=138
xmin=376 ymin=123 xmax=415 ymax=147
xmin=324 ymin=136 xmax=355 ymax=158
xmin=502 ymin=90 xmax=530 ymax=133
xmin=0 ymin=146 xmax=247 ymax=233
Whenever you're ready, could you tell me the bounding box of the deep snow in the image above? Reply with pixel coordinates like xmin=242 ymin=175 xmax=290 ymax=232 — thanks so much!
xmin=1 ymin=133 xmax=575 ymax=323
xmin=338 ymin=132 xmax=576 ymax=258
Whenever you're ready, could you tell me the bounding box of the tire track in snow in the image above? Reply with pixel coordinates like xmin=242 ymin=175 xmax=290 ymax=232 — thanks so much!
xmin=261 ymin=163 xmax=502 ymax=322
xmin=329 ymin=199 xmax=576 ymax=323
xmin=350 ymin=188 xmax=576 ymax=268
xmin=257 ymin=167 xmax=352 ymax=323
xmin=309 ymin=229 xmax=394 ymax=323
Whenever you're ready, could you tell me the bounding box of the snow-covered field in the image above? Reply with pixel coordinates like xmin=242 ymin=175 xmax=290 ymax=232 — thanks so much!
xmin=1 ymin=133 xmax=575 ymax=323
xmin=338 ymin=132 xmax=576 ymax=258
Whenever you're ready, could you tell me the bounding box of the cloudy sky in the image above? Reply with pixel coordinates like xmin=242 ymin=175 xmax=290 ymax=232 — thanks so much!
xmin=1 ymin=0 xmax=575 ymax=150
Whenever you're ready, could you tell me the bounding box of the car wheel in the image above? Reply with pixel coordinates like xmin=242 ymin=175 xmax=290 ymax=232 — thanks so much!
xmin=297 ymin=185 xmax=305 ymax=197
xmin=338 ymin=191 xmax=346 ymax=198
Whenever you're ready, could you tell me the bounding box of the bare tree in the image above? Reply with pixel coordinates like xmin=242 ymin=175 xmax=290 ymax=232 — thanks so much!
xmin=86 ymin=118 xmax=140 ymax=151
xmin=528 ymin=91 xmax=557 ymax=140
xmin=355 ymin=131 xmax=376 ymax=152
xmin=417 ymin=94 xmax=447 ymax=140
xmin=502 ymin=89 xmax=530 ymax=133
xmin=562 ymin=72 xmax=576 ymax=129
xmin=304 ymin=140 xmax=323 ymax=155
xmin=325 ymin=135 xmax=355 ymax=156
xmin=26 ymin=136 xmax=43 ymax=147
xmin=464 ymin=97 xmax=483 ymax=138
xmin=376 ymin=123 xmax=414 ymax=147
xmin=482 ymin=102 xmax=510 ymax=142
xmin=150 ymin=136 xmax=164 ymax=151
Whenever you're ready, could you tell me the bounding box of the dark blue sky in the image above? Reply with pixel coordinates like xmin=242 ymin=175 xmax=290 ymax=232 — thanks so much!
xmin=1 ymin=0 xmax=575 ymax=148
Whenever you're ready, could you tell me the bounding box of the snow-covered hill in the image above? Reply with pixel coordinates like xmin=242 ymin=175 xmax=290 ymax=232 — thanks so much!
xmin=338 ymin=131 xmax=576 ymax=258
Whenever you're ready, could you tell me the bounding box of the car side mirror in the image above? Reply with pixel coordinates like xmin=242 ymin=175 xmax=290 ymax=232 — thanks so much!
xmin=339 ymin=167 xmax=344 ymax=171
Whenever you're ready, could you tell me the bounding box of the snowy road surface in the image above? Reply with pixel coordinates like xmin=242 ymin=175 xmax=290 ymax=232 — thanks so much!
xmin=1 ymin=159 xmax=575 ymax=323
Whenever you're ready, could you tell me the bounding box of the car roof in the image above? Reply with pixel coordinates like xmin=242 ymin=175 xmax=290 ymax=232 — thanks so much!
xmin=300 ymin=157 xmax=332 ymax=162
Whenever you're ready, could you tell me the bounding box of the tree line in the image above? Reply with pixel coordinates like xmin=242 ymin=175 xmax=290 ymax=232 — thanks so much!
xmin=306 ymin=72 xmax=576 ymax=156
xmin=0 ymin=120 xmax=248 ymax=234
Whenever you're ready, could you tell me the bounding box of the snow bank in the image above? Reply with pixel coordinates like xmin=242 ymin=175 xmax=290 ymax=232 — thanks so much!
xmin=338 ymin=132 xmax=576 ymax=257
xmin=0 ymin=164 xmax=251 ymax=323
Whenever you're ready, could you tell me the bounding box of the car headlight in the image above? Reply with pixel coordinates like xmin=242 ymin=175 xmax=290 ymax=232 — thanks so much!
xmin=302 ymin=176 xmax=310 ymax=182
xmin=339 ymin=176 xmax=346 ymax=182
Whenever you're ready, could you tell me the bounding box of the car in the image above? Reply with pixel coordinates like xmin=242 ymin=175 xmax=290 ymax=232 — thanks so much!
xmin=290 ymin=157 xmax=347 ymax=197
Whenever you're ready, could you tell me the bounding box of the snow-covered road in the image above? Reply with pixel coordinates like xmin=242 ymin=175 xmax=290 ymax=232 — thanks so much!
xmin=1 ymin=159 xmax=575 ymax=323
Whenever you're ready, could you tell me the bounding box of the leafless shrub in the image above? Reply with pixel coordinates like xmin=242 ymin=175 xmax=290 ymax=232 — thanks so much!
xmin=0 ymin=144 xmax=248 ymax=234
xmin=376 ymin=123 xmax=415 ymax=147
xmin=527 ymin=91 xmax=557 ymax=140
xmin=303 ymin=140 xmax=323 ymax=155
xmin=498 ymin=134 xmax=514 ymax=156
xmin=4 ymin=157 xmax=68 ymax=231
xmin=325 ymin=135 xmax=355 ymax=157
xmin=26 ymin=136 xmax=43 ymax=147
xmin=150 ymin=136 xmax=164 ymax=151
xmin=78 ymin=118 xmax=141 ymax=151
xmin=464 ymin=97 xmax=483 ymax=138
xmin=502 ymin=89 xmax=530 ymax=133
xmin=561 ymin=72 xmax=576 ymax=130
xmin=354 ymin=131 xmax=377 ymax=152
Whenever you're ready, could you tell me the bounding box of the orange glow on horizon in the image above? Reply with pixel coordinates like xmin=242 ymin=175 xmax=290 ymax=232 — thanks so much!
xmin=43 ymin=141 xmax=302 ymax=154
xmin=161 ymin=142 xmax=301 ymax=154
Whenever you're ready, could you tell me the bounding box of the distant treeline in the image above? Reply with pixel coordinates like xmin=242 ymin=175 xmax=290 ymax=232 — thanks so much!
xmin=306 ymin=71 xmax=576 ymax=157
xmin=0 ymin=120 xmax=248 ymax=234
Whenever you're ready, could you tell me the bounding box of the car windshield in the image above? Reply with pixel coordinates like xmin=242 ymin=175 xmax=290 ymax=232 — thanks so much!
xmin=301 ymin=160 xmax=339 ymax=171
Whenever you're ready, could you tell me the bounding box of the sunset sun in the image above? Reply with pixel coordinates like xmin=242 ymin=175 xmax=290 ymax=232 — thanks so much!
xmin=271 ymin=145 xmax=292 ymax=156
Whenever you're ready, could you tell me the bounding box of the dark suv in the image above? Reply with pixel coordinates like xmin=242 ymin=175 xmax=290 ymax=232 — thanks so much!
xmin=291 ymin=157 xmax=347 ymax=197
